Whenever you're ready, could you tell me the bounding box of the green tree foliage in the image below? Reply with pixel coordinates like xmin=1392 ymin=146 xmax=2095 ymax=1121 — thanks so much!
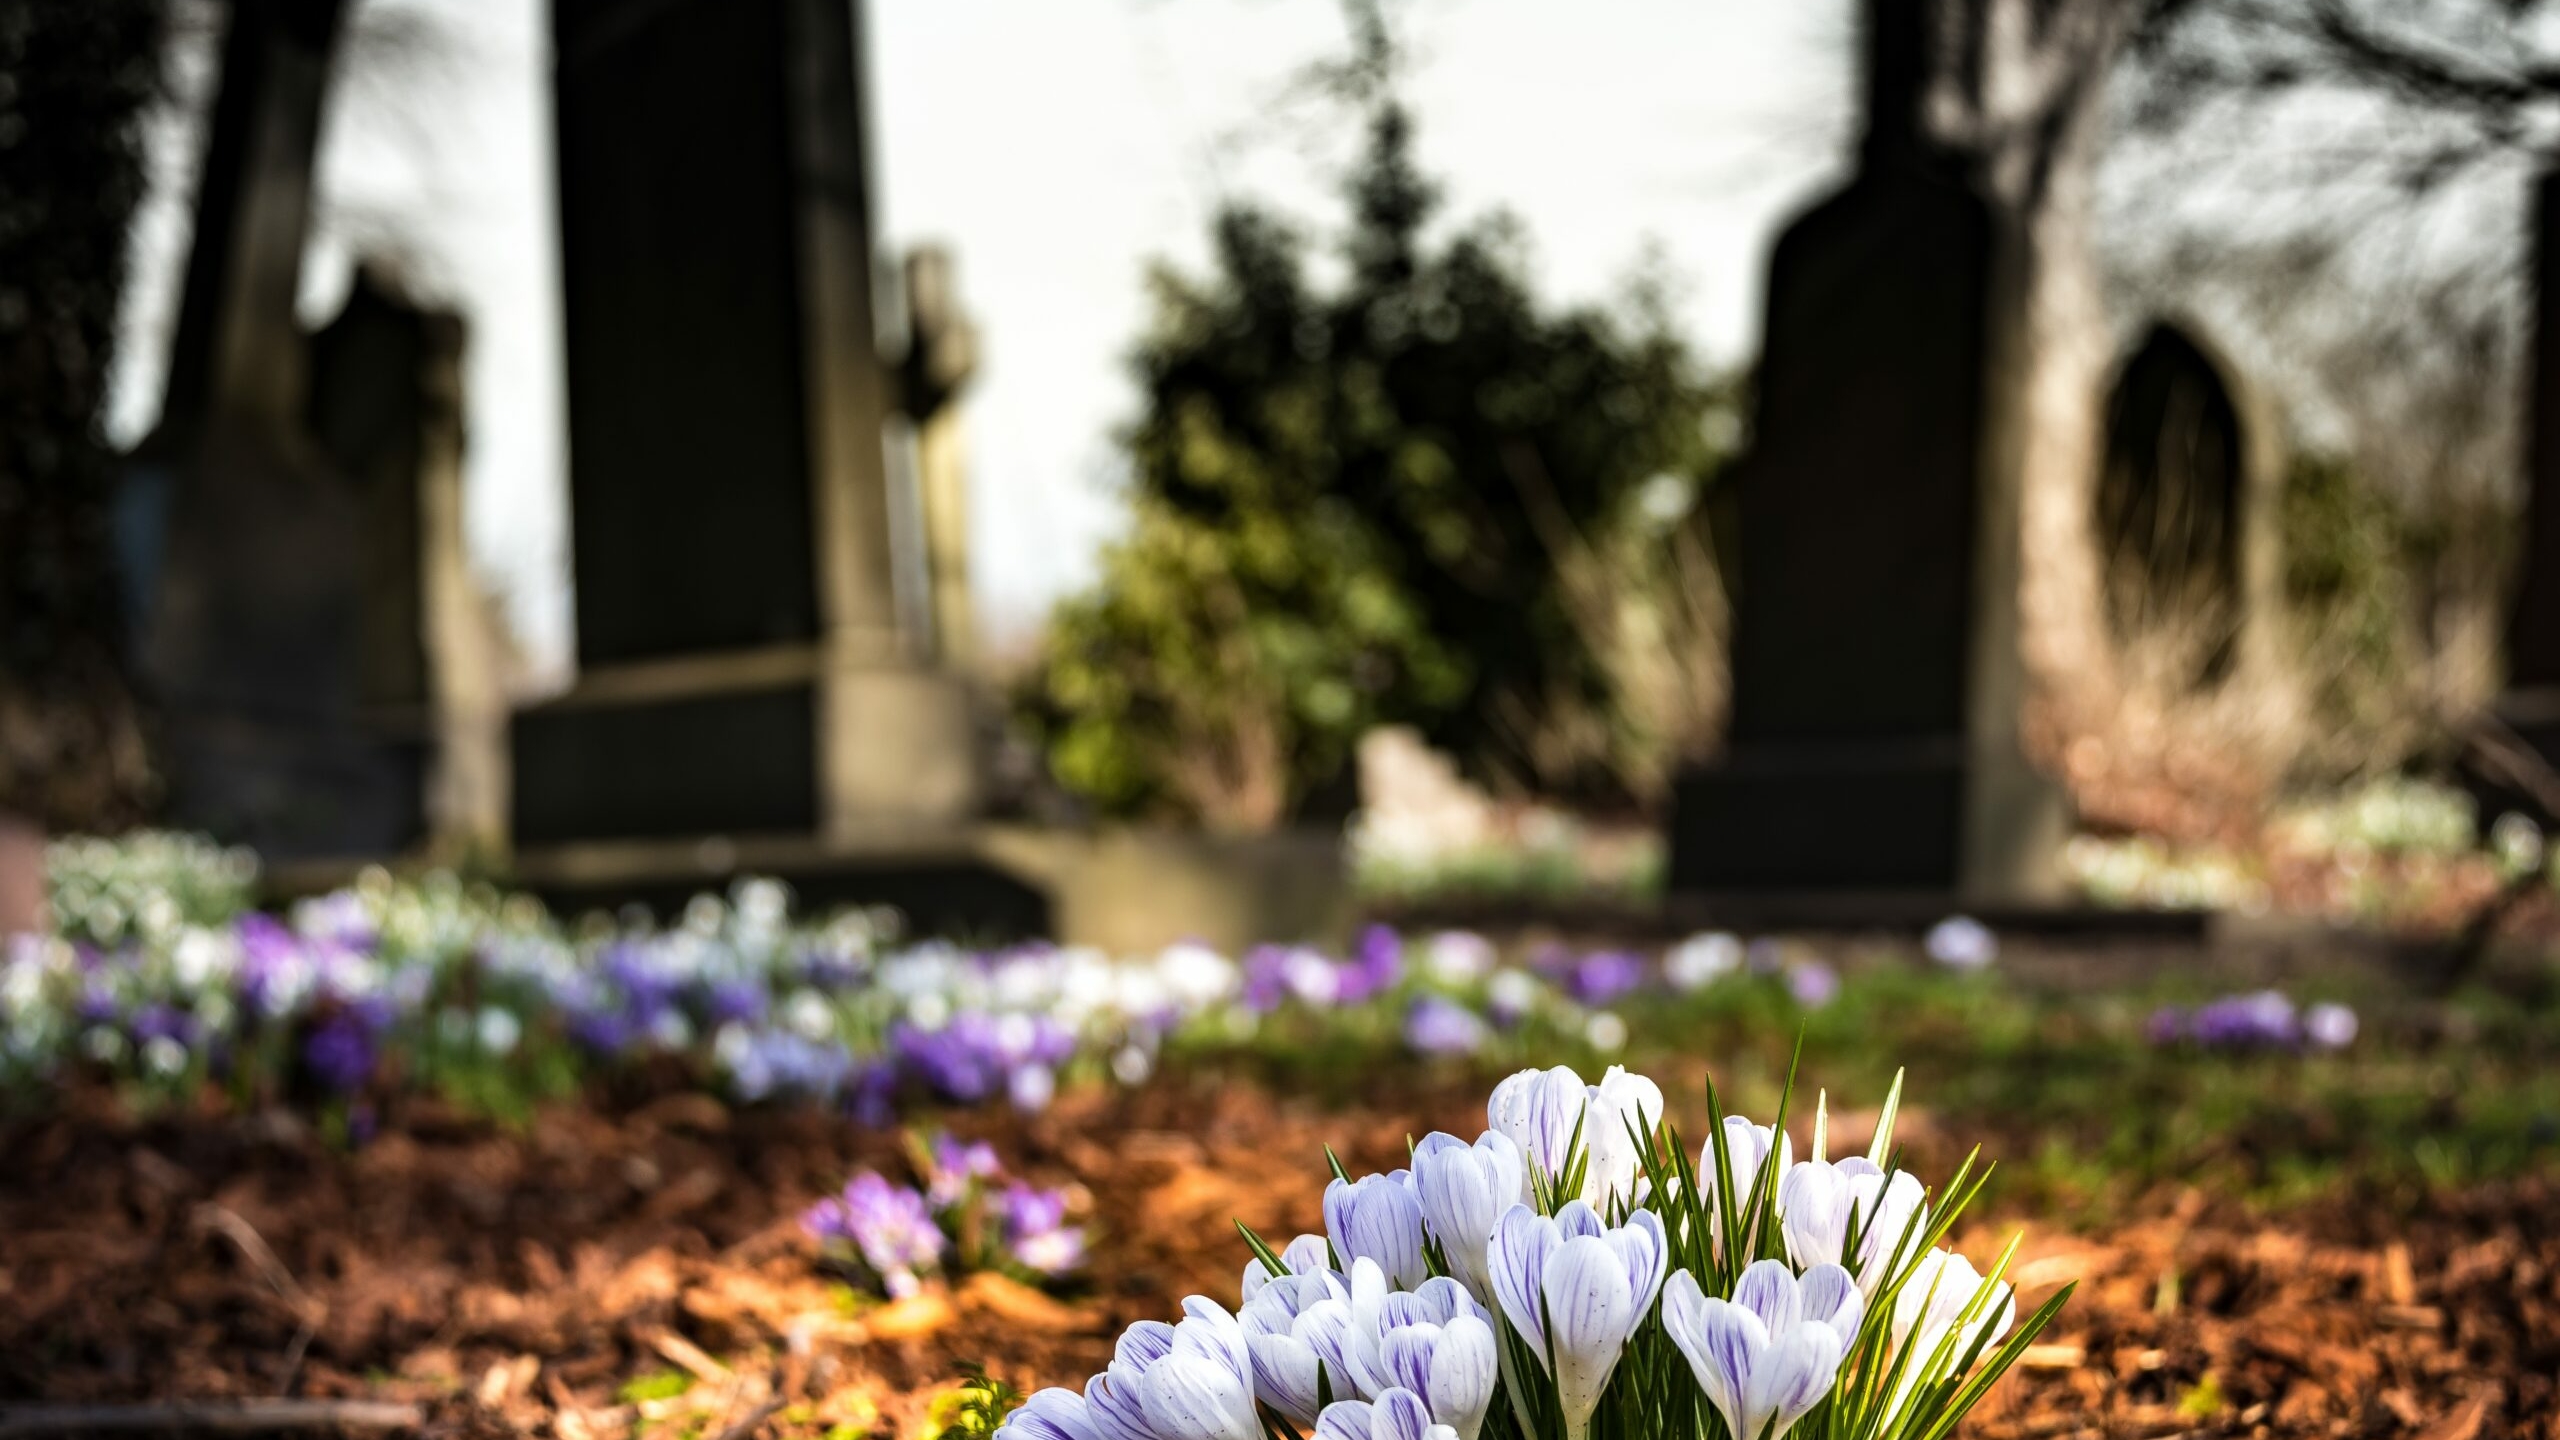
xmin=1023 ymin=5 xmax=1737 ymax=831
xmin=0 ymin=0 xmax=163 ymax=829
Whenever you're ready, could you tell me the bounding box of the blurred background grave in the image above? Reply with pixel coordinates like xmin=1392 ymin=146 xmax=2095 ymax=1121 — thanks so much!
xmin=7 ymin=0 xmax=2560 ymax=949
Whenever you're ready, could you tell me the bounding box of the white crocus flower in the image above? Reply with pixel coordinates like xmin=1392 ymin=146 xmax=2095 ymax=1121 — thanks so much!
xmin=995 ymin=1388 xmax=1103 ymax=1440
xmin=1486 ymin=1065 xmax=1664 ymax=1209
xmin=1661 ymin=1260 xmax=1862 ymax=1440
xmin=1312 ymin=1388 xmax=1458 ymax=1440
xmin=1411 ymin=1130 xmax=1525 ymax=1305
xmin=1241 ymin=1268 xmax=1355 ymax=1425
xmin=1882 ymin=1249 xmax=2017 ymax=1426
xmin=1326 ymin=1172 xmax=1430 ymax=1291
xmin=1700 ymin=1113 xmax=1792 ymax=1260
xmin=1779 ymin=1157 xmax=1928 ymax=1294
xmin=1240 ymin=1231 xmax=1334 ymax=1307
xmin=1375 ymin=1316 xmax=1498 ymax=1440
xmin=1085 ymin=1298 xmax=1262 ymax=1440
xmin=1486 ymin=1201 xmax=1667 ymax=1440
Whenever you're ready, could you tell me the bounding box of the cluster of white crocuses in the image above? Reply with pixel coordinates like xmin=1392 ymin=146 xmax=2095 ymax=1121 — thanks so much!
xmin=996 ymin=1064 xmax=2062 ymax=1440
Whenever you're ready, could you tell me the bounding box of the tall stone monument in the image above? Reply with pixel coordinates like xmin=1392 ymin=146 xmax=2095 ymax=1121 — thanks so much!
xmin=306 ymin=267 xmax=506 ymax=858
xmin=126 ymin=0 xmax=436 ymax=859
xmin=513 ymin=0 xmax=981 ymax=849
xmin=123 ymin=0 xmax=498 ymax=864
xmin=1670 ymin=0 xmax=2135 ymax=902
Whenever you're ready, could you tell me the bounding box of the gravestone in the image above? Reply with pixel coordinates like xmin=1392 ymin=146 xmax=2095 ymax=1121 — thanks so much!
xmin=2094 ymin=321 xmax=2283 ymax=689
xmin=512 ymin=0 xmax=981 ymax=849
xmin=122 ymin=0 xmax=497 ymax=863
xmin=2484 ymin=166 xmax=2560 ymax=796
xmin=1668 ymin=0 xmax=2117 ymax=902
xmin=306 ymin=266 xmax=506 ymax=858
xmin=125 ymin=0 xmax=436 ymax=859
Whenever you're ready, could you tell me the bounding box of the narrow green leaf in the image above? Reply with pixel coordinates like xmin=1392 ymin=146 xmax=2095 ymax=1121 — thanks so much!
xmin=1867 ymin=1069 xmax=1905 ymax=1170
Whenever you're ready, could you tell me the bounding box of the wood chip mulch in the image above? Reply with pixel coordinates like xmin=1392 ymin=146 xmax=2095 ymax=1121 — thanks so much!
xmin=3 ymin=1077 xmax=2553 ymax=1439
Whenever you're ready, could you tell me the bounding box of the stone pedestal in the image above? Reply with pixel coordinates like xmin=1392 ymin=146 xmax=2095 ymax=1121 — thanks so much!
xmin=516 ymin=0 xmax=981 ymax=852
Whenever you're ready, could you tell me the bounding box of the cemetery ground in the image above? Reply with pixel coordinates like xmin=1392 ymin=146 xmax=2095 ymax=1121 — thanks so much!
xmin=4 ymin=936 xmax=2557 ymax=1440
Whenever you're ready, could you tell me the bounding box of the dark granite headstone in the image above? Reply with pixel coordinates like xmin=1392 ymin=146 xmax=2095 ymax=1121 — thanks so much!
xmin=126 ymin=0 xmax=439 ymax=859
xmin=1668 ymin=0 xmax=2069 ymax=900
xmin=515 ymin=0 xmax=979 ymax=849
xmin=2483 ymin=166 xmax=2560 ymax=801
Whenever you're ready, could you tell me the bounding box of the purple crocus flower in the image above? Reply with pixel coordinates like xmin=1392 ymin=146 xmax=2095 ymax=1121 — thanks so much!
xmin=1786 ymin=961 xmax=1840 ymax=1009
xmin=802 ymin=1173 xmax=946 ymax=1297
xmin=303 ymin=1011 xmax=377 ymax=1093
xmin=2190 ymin=990 xmax=2296 ymax=1048
xmin=1000 ymin=1182 xmax=1086 ymax=1276
xmin=795 ymin=950 xmax=866 ymax=993
xmin=701 ymin=978 xmax=768 ymax=1026
xmin=926 ymin=1135 xmax=1003 ymax=1207
xmin=846 ymin=1060 xmax=899 ymax=1129
xmin=128 ymin=1002 xmax=194 ymax=1046
xmin=1567 ymin=950 xmax=1647 ymax=1007
xmin=1241 ymin=945 xmax=1294 ymax=1013
xmin=725 ymin=1029 xmax=855 ymax=1103
xmin=1337 ymin=926 xmax=1404 ymax=1005
xmin=568 ymin=1006 xmax=637 ymax=1057
xmin=1404 ymin=995 xmax=1490 ymax=1057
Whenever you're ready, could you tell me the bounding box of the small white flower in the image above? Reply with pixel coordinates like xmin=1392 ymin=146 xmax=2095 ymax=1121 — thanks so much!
xmin=476 ymin=1006 xmax=522 ymax=1057
xmin=1424 ymin=932 xmax=1496 ymax=985
xmin=784 ymin=989 xmax=834 ymax=1039
xmin=1583 ymin=1012 xmax=1627 ymax=1054
xmin=1112 ymin=1044 xmax=1153 ymax=1086
xmin=1664 ymin=932 xmax=1741 ymax=991
xmin=1924 ymin=916 xmax=1998 ymax=970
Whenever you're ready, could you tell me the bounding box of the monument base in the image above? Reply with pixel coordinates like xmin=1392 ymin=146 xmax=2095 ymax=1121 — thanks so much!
xmin=509 ymin=647 xmax=985 ymax=846
xmin=2461 ymin=686 xmax=2560 ymax=823
xmin=1669 ymin=735 xmax=2065 ymax=902
xmin=488 ymin=824 xmax=1349 ymax=954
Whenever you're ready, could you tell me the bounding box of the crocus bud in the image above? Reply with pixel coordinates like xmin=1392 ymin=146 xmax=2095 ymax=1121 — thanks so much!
xmin=1486 ymin=1065 xmax=1665 ymax=1210
xmin=1412 ymin=1130 xmax=1524 ymax=1304
xmin=1779 ymin=1158 xmax=1928 ymax=1294
xmin=1313 ymin=1388 xmax=1459 ymax=1440
xmin=1326 ymin=1172 xmax=1429 ymax=1291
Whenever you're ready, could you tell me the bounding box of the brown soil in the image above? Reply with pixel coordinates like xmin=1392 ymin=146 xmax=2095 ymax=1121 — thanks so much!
xmin=3 ymin=1076 xmax=2553 ymax=1440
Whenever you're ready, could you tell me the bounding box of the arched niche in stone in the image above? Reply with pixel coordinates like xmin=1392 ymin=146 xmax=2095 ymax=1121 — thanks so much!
xmin=2094 ymin=320 xmax=2279 ymax=689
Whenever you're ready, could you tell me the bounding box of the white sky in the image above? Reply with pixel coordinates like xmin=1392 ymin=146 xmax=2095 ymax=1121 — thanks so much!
xmin=109 ymin=0 xmax=1856 ymax=683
